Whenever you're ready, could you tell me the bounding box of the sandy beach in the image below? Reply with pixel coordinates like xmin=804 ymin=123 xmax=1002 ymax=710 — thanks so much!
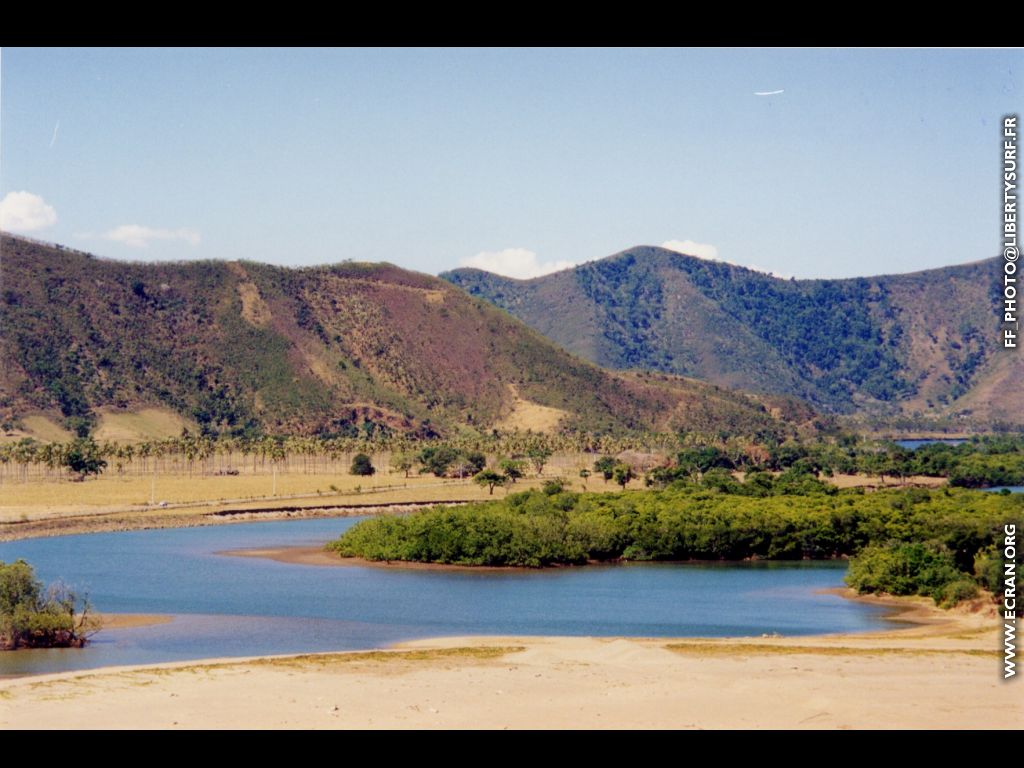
xmin=223 ymin=545 xmax=546 ymax=571
xmin=1 ymin=593 xmax=1017 ymax=729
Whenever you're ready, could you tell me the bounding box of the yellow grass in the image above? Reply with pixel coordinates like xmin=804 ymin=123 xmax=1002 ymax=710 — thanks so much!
xmin=237 ymin=281 xmax=272 ymax=327
xmin=0 ymin=469 xmax=555 ymax=522
xmin=664 ymin=642 xmax=997 ymax=658
xmin=493 ymin=384 xmax=568 ymax=434
xmin=3 ymin=415 xmax=73 ymax=444
xmin=245 ymin=645 xmax=524 ymax=670
xmin=826 ymin=473 xmax=946 ymax=489
xmin=93 ymin=407 xmax=195 ymax=443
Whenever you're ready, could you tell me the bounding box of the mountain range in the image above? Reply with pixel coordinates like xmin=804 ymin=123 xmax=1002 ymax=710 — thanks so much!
xmin=443 ymin=246 xmax=1020 ymax=429
xmin=0 ymin=235 xmax=805 ymax=441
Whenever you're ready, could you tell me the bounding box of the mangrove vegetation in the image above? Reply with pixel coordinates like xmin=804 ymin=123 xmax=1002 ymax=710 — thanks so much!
xmin=330 ymin=483 xmax=1021 ymax=607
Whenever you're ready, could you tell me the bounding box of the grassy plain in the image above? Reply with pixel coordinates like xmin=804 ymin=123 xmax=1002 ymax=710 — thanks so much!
xmin=0 ymin=447 xmax=951 ymax=541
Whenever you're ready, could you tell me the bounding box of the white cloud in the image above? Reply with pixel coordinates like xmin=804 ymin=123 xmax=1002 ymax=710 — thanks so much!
xmin=661 ymin=239 xmax=720 ymax=261
xmin=100 ymin=225 xmax=201 ymax=248
xmin=0 ymin=191 xmax=58 ymax=232
xmin=662 ymin=238 xmax=790 ymax=278
xmin=460 ymin=248 xmax=575 ymax=280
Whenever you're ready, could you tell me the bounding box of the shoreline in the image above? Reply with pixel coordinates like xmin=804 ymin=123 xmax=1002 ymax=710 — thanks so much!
xmin=226 ymin=544 xmax=860 ymax=571
xmin=222 ymin=545 xmax=583 ymax=572
xmin=0 ymin=501 xmax=461 ymax=543
xmin=1 ymin=605 xmax=1012 ymax=728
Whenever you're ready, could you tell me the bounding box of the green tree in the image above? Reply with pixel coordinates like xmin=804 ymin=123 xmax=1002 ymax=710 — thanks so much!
xmin=418 ymin=445 xmax=459 ymax=477
xmin=594 ymin=456 xmax=616 ymax=483
xmin=864 ymin=451 xmax=895 ymax=485
xmin=391 ymin=451 xmax=415 ymax=478
xmin=499 ymin=458 xmax=526 ymax=484
xmin=63 ymin=438 xmax=107 ymax=479
xmin=846 ymin=543 xmax=963 ymax=602
xmin=474 ymin=469 xmax=507 ymax=495
xmin=350 ymin=453 xmax=376 ymax=476
xmin=613 ymin=463 xmax=635 ymax=489
xmin=463 ymin=451 xmax=487 ymax=474
xmin=527 ymin=446 xmax=553 ymax=476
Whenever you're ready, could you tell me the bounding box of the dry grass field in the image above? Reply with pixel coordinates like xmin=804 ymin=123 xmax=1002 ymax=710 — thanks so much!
xmin=492 ymin=385 xmax=569 ymax=433
xmin=0 ymin=415 xmax=73 ymax=444
xmin=92 ymin=408 xmax=196 ymax=443
xmin=0 ymin=452 xmax=605 ymax=533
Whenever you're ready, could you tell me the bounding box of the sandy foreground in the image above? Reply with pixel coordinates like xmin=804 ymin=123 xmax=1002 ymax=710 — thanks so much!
xmin=1 ymin=594 xmax=1019 ymax=729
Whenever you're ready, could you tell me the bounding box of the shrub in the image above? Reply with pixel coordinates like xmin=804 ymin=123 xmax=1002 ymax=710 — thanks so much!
xmin=0 ymin=560 xmax=97 ymax=649
xmin=330 ymin=485 xmax=1022 ymax=606
xmin=542 ymin=479 xmax=565 ymax=495
xmin=939 ymin=578 xmax=979 ymax=608
xmin=973 ymin=548 xmax=1004 ymax=595
xmin=846 ymin=543 xmax=962 ymax=601
xmin=350 ymin=453 xmax=376 ymax=476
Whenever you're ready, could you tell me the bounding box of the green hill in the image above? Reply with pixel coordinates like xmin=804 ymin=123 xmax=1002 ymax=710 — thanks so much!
xmin=0 ymin=235 xmax=800 ymax=440
xmin=443 ymin=246 xmax=1018 ymax=428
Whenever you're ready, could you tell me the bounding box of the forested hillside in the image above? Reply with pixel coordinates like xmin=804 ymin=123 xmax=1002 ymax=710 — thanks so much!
xmin=444 ymin=246 xmax=1016 ymax=428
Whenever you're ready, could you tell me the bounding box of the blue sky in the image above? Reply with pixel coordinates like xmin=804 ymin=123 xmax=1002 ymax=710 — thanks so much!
xmin=1 ymin=48 xmax=1019 ymax=278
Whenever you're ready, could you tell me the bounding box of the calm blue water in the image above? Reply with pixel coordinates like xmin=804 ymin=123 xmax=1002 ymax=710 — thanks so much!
xmin=0 ymin=517 xmax=895 ymax=676
xmin=895 ymin=438 xmax=967 ymax=450
xmin=982 ymin=486 xmax=1024 ymax=493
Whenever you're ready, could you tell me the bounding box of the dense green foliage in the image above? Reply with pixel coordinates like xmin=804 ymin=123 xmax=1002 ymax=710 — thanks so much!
xmin=947 ymin=452 xmax=1024 ymax=488
xmin=612 ymin=463 xmax=635 ymax=488
xmin=641 ymin=435 xmax=1024 ymax=490
xmin=1 ymin=560 xmax=97 ymax=649
xmin=972 ymin=547 xmax=1006 ymax=596
xmin=330 ymin=486 xmax=1020 ymax=580
xmin=845 ymin=544 xmax=979 ymax=607
xmin=666 ymin=255 xmax=911 ymax=402
xmin=416 ymin=445 xmax=460 ymax=477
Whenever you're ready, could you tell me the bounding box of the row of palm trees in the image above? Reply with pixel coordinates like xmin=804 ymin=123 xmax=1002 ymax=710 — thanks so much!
xmin=0 ymin=430 xmax=720 ymax=483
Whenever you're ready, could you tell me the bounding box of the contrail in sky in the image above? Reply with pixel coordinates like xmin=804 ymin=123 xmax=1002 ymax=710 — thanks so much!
xmin=754 ymin=90 xmax=784 ymax=96
xmin=49 ymin=121 xmax=60 ymax=148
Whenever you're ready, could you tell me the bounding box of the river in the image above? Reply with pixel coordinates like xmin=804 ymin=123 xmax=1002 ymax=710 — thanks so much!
xmin=0 ymin=516 xmax=896 ymax=676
